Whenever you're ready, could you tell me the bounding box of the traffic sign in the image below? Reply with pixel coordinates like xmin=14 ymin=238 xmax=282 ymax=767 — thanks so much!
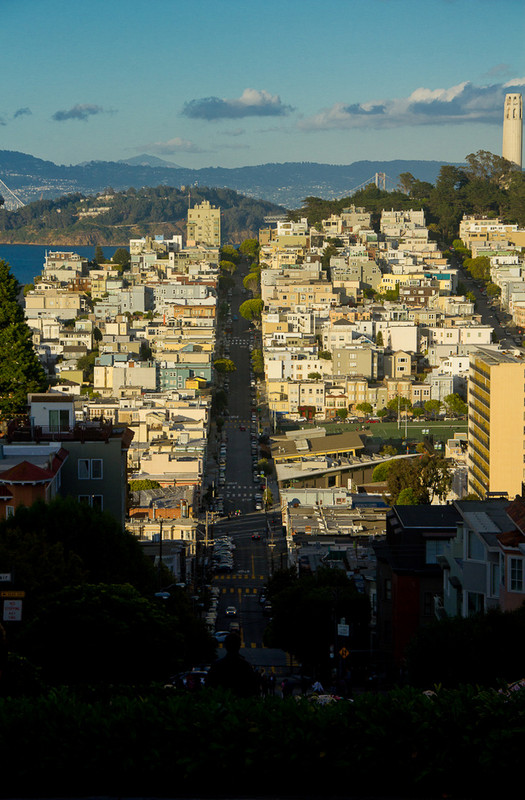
xmin=339 ymin=647 xmax=349 ymax=659
xmin=0 ymin=573 xmax=12 ymax=582
xmin=3 ymin=599 xmax=22 ymax=622
xmin=0 ymin=590 xmax=25 ymax=598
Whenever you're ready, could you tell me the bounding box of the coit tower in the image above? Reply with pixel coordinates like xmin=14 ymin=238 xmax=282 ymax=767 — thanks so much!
xmin=502 ymin=93 xmax=523 ymax=167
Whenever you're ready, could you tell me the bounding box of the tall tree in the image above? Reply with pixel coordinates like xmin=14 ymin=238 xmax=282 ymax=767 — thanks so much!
xmin=0 ymin=260 xmax=47 ymax=418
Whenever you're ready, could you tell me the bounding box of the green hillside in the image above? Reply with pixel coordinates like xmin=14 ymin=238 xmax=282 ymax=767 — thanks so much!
xmin=0 ymin=185 xmax=287 ymax=246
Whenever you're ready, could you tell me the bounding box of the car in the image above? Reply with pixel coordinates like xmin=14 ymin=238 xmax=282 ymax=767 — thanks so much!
xmin=213 ymin=630 xmax=230 ymax=643
xmin=251 ymin=533 xmax=261 ymax=540
xmin=225 ymin=605 xmax=237 ymax=616
xmin=239 ymin=425 xmax=246 ymax=431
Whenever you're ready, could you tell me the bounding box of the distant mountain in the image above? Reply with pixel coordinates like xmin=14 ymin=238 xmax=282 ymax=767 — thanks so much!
xmin=0 ymin=149 xmax=462 ymax=208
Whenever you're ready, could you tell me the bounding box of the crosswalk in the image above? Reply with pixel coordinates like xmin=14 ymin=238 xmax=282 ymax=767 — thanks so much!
xmin=216 ymin=575 xmax=265 ymax=582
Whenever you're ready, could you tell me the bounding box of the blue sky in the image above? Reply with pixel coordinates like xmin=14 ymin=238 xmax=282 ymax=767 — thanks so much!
xmin=2 ymin=0 xmax=524 ymax=168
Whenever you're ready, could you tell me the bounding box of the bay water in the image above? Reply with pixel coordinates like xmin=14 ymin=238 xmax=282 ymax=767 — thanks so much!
xmin=0 ymin=244 xmax=120 ymax=285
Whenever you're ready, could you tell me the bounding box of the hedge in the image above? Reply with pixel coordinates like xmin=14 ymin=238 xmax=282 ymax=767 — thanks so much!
xmin=0 ymin=685 xmax=523 ymax=797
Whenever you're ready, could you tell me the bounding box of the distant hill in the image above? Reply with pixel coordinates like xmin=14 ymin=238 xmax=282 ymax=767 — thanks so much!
xmin=0 ymin=149 xmax=461 ymax=208
xmin=0 ymin=185 xmax=286 ymax=246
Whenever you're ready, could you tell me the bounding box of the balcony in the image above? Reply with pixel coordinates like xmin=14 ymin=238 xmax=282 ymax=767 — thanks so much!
xmin=6 ymin=418 xmax=115 ymax=443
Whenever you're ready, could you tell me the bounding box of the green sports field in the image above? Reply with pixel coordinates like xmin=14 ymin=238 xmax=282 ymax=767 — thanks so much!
xmin=294 ymin=419 xmax=468 ymax=452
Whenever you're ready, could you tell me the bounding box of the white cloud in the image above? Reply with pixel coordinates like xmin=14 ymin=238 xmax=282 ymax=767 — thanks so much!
xmin=299 ymin=79 xmax=525 ymax=131
xmin=183 ymin=89 xmax=293 ymax=120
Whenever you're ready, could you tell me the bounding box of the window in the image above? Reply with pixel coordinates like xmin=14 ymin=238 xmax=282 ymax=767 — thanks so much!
xmin=467 ymin=530 xmax=485 ymax=561
xmin=78 ymin=459 xmax=103 ymax=480
xmin=5 ymin=506 xmax=14 ymax=518
xmin=426 ymin=539 xmax=446 ymax=564
xmin=49 ymin=409 xmax=69 ymax=432
xmin=78 ymin=495 xmax=103 ymax=510
xmin=510 ymin=558 xmax=524 ymax=592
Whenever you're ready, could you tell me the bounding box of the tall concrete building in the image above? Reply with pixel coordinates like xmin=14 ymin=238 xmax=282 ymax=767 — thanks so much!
xmin=187 ymin=200 xmax=221 ymax=248
xmin=468 ymin=348 xmax=525 ymax=499
xmin=502 ymin=93 xmax=523 ymax=168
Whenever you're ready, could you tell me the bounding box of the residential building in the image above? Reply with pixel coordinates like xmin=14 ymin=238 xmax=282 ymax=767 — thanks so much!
xmin=187 ymin=200 xmax=221 ymax=247
xmin=468 ymin=348 xmax=525 ymax=499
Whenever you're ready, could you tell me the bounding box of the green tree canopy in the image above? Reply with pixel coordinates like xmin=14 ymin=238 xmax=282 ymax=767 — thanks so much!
xmin=220 ymin=245 xmax=240 ymax=265
xmin=372 ymin=460 xmax=394 ymax=482
xmin=17 ymin=583 xmax=189 ymax=685
xmin=129 ymin=479 xmax=161 ymax=492
xmin=219 ymin=259 xmax=237 ymax=274
xmin=239 ymin=238 xmax=260 ymax=262
xmin=264 ymin=568 xmax=370 ymax=676
xmin=94 ymin=245 xmax=106 ymax=264
xmin=424 ymin=399 xmax=442 ymax=418
xmin=444 ymin=393 xmax=467 ymax=417
xmin=213 ymin=358 xmax=236 ymax=374
xmin=386 ymin=455 xmax=452 ymax=504
xmin=111 ymin=247 xmax=131 ymax=269
xmin=356 ymin=402 xmax=373 ymax=415
xmin=0 ymin=497 xmax=159 ymax=606
xmin=239 ymin=299 xmax=263 ymax=322
xmin=0 ymin=260 xmax=47 ymax=418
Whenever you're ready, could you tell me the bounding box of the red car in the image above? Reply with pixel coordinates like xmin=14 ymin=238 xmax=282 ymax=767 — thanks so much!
xmin=239 ymin=425 xmax=246 ymax=431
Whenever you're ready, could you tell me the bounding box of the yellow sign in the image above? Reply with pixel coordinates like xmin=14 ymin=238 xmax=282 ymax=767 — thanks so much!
xmin=1 ymin=591 xmax=25 ymax=598
xmin=339 ymin=647 xmax=349 ymax=659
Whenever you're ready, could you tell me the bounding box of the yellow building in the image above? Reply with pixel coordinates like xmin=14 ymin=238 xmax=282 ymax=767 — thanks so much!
xmin=468 ymin=348 xmax=525 ymax=499
xmin=187 ymin=201 xmax=221 ymax=247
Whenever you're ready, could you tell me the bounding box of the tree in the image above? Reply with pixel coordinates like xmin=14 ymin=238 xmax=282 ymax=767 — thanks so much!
xmin=0 ymin=497 xmax=159 ymax=606
xmin=372 ymin=460 xmax=394 ymax=482
xmin=387 ymin=396 xmax=412 ymax=413
xmin=336 ymin=408 xmax=348 ymax=421
xmin=129 ymin=479 xmax=161 ymax=492
xmin=17 ymin=582 xmax=214 ymax=685
xmin=444 ymin=393 xmax=467 ymax=417
xmin=380 ymin=444 xmax=398 ymax=456
xmin=356 ymin=402 xmax=373 ymax=416
xmin=77 ymin=351 xmax=98 ymax=384
xmin=308 ymin=372 xmax=322 ymax=380
xmin=239 ymin=299 xmax=263 ymax=322
xmin=263 ymin=486 xmax=273 ymax=508
xmin=219 ymin=260 xmax=237 ymax=274
xmin=251 ymin=349 xmax=264 ymax=374
xmin=239 ymin=238 xmax=260 ymax=262
xmin=139 ymin=341 xmax=153 ymax=361
xmin=396 ymin=487 xmax=419 ymax=505
xmin=257 ymin=459 xmax=273 ymax=477
xmin=377 ymin=407 xmax=389 ymax=418
xmin=213 ymin=358 xmax=236 ymax=374
xmin=0 ymin=260 xmax=47 ymax=418
xmin=318 ymin=350 xmax=332 ymax=360
xmin=220 ymin=245 xmax=240 ymax=265
xmin=398 ymin=172 xmax=415 ymax=195
xmin=424 ymin=399 xmax=442 ymax=419
xmin=464 ymin=149 xmax=519 ymax=188
xmin=264 ymin=569 xmax=370 ymax=677
xmin=386 ymin=455 xmax=452 ymax=504
xmin=406 ymin=606 xmax=525 ymax=688
xmin=243 ymin=273 xmax=260 ymax=295
xmin=112 ymin=248 xmax=131 ymax=269
xmin=94 ymin=245 xmax=105 ymax=265
xmin=375 ymin=330 xmax=384 ymax=347
xmin=93 ymin=326 xmax=103 ymax=344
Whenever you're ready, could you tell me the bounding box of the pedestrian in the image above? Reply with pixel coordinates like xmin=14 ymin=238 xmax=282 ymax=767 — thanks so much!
xmin=268 ymin=673 xmax=276 ymax=696
xmin=206 ymin=633 xmax=258 ymax=697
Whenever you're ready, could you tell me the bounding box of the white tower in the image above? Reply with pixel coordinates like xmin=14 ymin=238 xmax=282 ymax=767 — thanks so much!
xmin=502 ymin=93 xmax=523 ymax=167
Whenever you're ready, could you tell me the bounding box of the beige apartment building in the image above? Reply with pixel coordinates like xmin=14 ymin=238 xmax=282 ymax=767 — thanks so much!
xmin=468 ymin=348 xmax=525 ymax=499
xmin=187 ymin=201 xmax=221 ymax=247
